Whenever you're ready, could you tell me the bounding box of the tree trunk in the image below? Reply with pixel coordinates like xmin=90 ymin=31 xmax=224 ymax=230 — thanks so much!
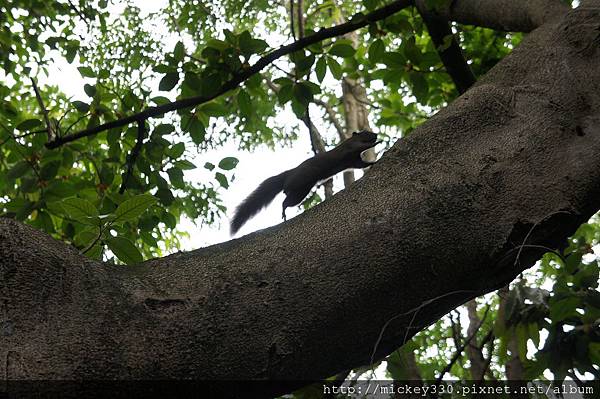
xmin=2 ymin=2 xmax=600 ymax=397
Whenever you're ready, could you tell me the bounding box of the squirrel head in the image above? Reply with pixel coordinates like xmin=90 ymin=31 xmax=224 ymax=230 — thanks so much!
xmin=348 ymin=130 xmax=380 ymax=151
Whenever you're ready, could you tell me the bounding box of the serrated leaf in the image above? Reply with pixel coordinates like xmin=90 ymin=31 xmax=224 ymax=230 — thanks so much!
xmin=112 ymin=194 xmax=157 ymax=223
xmin=218 ymin=157 xmax=239 ymax=170
xmin=159 ymin=72 xmax=179 ymax=91
xmin=106 ymin=236 xmax=143 ymax=265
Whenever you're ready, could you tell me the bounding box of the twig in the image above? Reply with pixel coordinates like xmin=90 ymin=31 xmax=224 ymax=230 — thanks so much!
xmin=30 ymin=77 xmax=55 ymax=141
xmin=45 ymin=0 xmax=414 ymax=149
xmin=119 ymin=119 xmax=146 ymax=194
xmin=314 ymin=98 xmax=345 ymax=139
xmin=290 ymin=0 xmax=297 ymax=40
xmin=80 ymin=225 xmax=104 ymax=255
xmin=0 ymin=129 xmax=46 ymax=146
xmin=369 ymin=289 xmax=477 ymax=369
xmin=66 ymin=0 xmax=87 ymax=22
xmin=435 ymin=304 xmax=491 ymax=384
xmin=415 ymin=0 xmax=476 ymax=94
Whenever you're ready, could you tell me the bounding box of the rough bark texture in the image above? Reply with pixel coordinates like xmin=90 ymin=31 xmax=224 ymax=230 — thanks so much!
xmin=440 ymin=0 xmax=570 ymax=32
xmin=2 ymin=2 xmax=600 ymax=397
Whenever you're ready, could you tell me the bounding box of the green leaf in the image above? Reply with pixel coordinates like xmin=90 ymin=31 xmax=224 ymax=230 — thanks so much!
xmin=549 ymin=297 xmax=580 ymax=321
xmin=277 ymin=84 xmax=293 ymax=105
xmin=106 ymin=236 xmax=143 ymax=265
xmin=84 ymin=84 xmax=96 ymax=97
xmin=218 ymin=157 xmax=239 ymax=170
xmin=159 ymin=72 xmax=179 ymax=91
xmin=369 ymin=39 xmax=385 ymax=63
xmin=173 ymin=41 xmax=185 ymax=61
xmin=315 ymin=57 xmax=327 ymax=83
xmin=112 ymin=194 xmax=157 ymax=223
xmin=153 ymin=124 xmax=175 ymax=136
xmin=174 ymin=160 xmax=196 ymax=170
xmin=328 ymin=41 xmax=356 ymax=58
xmin=409 ymin=72 xmax=429 ymax=102
xmin=16 ymin=118 xmax=42 ymax=131
xmin=403 ymin=36 xmax=422 ymax=64
xmin=327 ymin=57 xmax=343 ymax=79
xmin=204 ymin=162 xmax=215 ymax=171
xmin=237 ymin=90 xmax=252 ymax=118
xmin=215 ymin=172 xmax=228 ymax=188
xmin=40 ymin=160 xmax=61 ymax=180
xmin=381 ymin=52 xmax=406 ymax=69
xmin=7 ymin=161 xmax=30 ymax=179
xmin=168 ymin=142 xmax=186 ymax=158
xmin=78 ymin=66 xmax=96 ymax=78
xmin=167 ymin=167 xmax=185 ymax=188
xmin=72 ymin=100 xmax=90 ymax=113
xmin=61 ymin=197 xmax=99 ymax=224
xmin=293 ymin=82 xmax=313 ymax=107
xmin=151 ymin=96 xmax=171 ymax=106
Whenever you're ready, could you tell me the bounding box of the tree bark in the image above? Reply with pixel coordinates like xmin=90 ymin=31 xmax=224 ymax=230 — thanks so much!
xmin=2 ymin=2 xmax=600 ymax=398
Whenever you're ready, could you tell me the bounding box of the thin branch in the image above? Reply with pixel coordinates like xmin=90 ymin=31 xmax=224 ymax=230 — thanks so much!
xmin=435 ymin=304 xmax=491 ymax=384
xmin=415 ymin=1 xmax=476 ymax=94
xmin=66 ymin=0 xmax=87 ymax=23
xmin=119 ymin=119 xmax=146 ymax=194
xmin=0 ymin=129 xmax=46 ymax=146
xmin=290 ymin=0 xmax=297 ymax=40
xmin=297 ymin=0 xmax=305 ymax=39
xmin=314 ymin=98 xmax=345 ymax=139
xmin=30 ymin=77 xmax=55 ymax=141
xmin=45 ymin=0 xmax=414 ymax=149
xmin=80 ymin=226 xmax=103 ymax=255
xmin=369 ymin=289 xmax=478 ymax=368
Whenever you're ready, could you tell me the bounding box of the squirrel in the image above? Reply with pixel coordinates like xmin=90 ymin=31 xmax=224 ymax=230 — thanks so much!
xmin=230 ymin=130 xmax=380 ymax=234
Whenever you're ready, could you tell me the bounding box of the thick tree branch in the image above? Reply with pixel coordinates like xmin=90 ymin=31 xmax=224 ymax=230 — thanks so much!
xmin=119 ymin=119 xmax=146 ymax=194
xmin=415 ymin=1 xmax=476 ymax=94
xmin=44 ymin=0 xmax=413 ymax=150
xmin=4 ymin=5 xmax=600 ymax=398
xmin=30 ymin=77 xmax=55 ymax=142
xmin=439 ymin=0 xmax=570 ymax=32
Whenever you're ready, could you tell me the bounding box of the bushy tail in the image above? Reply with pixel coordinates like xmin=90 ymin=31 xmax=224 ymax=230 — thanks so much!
xmin=230 ymin=171 xmax=289 ymax=235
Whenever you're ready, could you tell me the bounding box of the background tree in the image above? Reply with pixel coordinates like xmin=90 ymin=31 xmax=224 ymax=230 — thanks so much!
xmin=0 ymin=0 xmax=598 ymax=396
